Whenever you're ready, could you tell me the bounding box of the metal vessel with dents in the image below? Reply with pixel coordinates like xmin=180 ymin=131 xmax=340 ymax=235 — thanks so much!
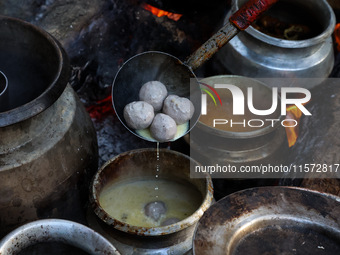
xmin=0 ymin=16 xmax=98 ymax=236
xmin=0 ymin=219 xmax=121 ymax=255
xmin=216 ymin=0 xmax=336 ymax=83
xmin=193 ymin=186 xmax=340 ymax=255
xmin=89 ymin=148 xmax=214 ymax=255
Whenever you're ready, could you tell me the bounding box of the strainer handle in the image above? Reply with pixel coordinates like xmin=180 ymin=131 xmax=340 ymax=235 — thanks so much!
xmin=230 ymin=0 xmax=279 ymax=30
xmin=185 ymin=0 xmax=279 ymax=70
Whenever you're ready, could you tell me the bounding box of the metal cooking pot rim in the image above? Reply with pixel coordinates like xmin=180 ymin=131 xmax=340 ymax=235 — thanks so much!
xmin=0 ymin=15 xmax=70 ymax=127
xmin=91 ymin=148 xmax=213 ymax=236
xmin=0 ymin=70 xmax=8 ymax=97
xmin=0 ymin=219 xmax=121 ymax=255
xmin=193 ymin=186 xmax=340 ymax=255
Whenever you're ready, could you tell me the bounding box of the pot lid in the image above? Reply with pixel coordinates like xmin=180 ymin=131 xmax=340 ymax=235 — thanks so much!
xmin=0 ymin=16 xmax=70 ymax=127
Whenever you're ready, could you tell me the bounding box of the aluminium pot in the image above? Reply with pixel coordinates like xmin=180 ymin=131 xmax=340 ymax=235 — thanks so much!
xmin=189 ymin=75 xmax=288 ymax=198
xmin=0 ymin=219 xmax=120 ymax=255
xmin=0 ymin=16 xmax=98 ymax=236
xmin=215 ymin=0 xmax=336 ymax=85
xmin=88 ymin=148 xmax=214 ymax=255
xmin=190 ymin=75 xmax=288 ymax=170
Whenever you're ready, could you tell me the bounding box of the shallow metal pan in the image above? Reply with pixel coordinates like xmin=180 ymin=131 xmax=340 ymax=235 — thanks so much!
xmin=193 ymin=186 xmax=340 ymax=255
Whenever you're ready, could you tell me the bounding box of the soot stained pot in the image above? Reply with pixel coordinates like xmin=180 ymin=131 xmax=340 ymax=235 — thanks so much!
xmin=215 ymin=0 xmax=336 ymax=84
xmin=0 ymin=219 xmax=121 ymax=255
xmin=193 ymin=186 xmax=340 ymax=255
xmin=190 ymin=75 xmax=288 ymax=172
xmin=89 ymin=148 xmax=214 ymax=255
xmin=189 ymin=75 xmax=288 ymax=198
xmin=0 ymin=16 xmax=98 ymax=236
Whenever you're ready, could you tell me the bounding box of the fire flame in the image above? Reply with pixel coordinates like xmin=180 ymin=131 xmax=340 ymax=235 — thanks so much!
xmin=285 ymin=105 xmax=304 ymax=147
xmin=334 ymin=23 xmax=340 ymax=53
xmin=86 ymin=95 xmax=115 ymax=120
xmin=142 ymin=3 xmax=182 ymax=21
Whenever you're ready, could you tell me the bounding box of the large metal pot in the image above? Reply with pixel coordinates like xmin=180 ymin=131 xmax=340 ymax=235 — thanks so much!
xmin=190 ymin=75 xmax=288 ymax=172
xmin=189 ymin=75 xmax=288 ymax=198
xmin=0 ymin=219 xmax=120 ymax=255
xmin=0 ymin=16 xmax=98 ymax=236
xmin=215 ymin=0 xmax=336 ymax=83
xmin=88 ymin=148 xmax=213 ymax=255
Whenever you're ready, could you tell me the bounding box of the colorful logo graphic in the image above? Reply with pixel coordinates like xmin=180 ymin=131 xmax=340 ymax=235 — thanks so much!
xmin=199 ymin=82 xmax=223 ymax=107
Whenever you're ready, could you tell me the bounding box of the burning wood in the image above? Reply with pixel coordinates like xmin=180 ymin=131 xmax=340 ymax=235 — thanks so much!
xmin=141 ymin=3 xmax=182 ymax=21
xmin=285 ymin=104 xmax=306 ymax=147
xmin=86 ymin=95 xmax=115 ymax=120
xmin=334 ymin=23 xmax=340 ymax=53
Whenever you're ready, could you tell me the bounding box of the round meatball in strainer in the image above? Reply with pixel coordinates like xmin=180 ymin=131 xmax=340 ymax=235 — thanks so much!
xmin=150 ymin=113 xmax=177 ymax=142
xmin=162 ymin=95 xmax=194 ymax=125
xmin=139 ymin=81 xmax=168 ymax=112
xmin=123 ymin=101 xmax=154 ymax=130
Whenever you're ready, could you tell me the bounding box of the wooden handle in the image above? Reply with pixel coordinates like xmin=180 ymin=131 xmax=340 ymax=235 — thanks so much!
xmin=230 ymin=0 xmax=279 ymax=31
xmin=185 ymin=0 xmax=279 ymax=70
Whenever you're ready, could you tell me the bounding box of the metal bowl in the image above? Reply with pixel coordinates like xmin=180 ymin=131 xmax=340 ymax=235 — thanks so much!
xmin=89 ymin=148 xmax=213 ymax=254
xmin=0 ymin=219 xmax=120 ymax=255
xmin=91 ymin=148 xmax=213 ymax=236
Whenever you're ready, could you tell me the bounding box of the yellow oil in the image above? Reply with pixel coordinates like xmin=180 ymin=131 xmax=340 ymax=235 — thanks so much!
xmin=99 ymin=178 xmax=202 ymax=227
xmin=136 ymin=121 xmax=189 ymax=141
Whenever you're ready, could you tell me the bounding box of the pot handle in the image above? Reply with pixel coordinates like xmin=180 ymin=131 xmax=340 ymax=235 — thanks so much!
xmin=230 ymin=0 xmax=279 ymax=30
xmin=185 ymin=0 xmax=279 ymax=70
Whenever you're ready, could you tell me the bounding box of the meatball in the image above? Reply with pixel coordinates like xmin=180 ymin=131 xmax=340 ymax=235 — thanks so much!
xmin=139 ymin=81 xmax=168 ymax=112
xmin=162 ymin=95 xmax=194 ymax=125
xmin=123 ymin=101 xmax=154 ymax=130
xmin=150 ymin=113 xmax=177 ymax=142
xmin=144 ymin=201 xmax=167 ymax=221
